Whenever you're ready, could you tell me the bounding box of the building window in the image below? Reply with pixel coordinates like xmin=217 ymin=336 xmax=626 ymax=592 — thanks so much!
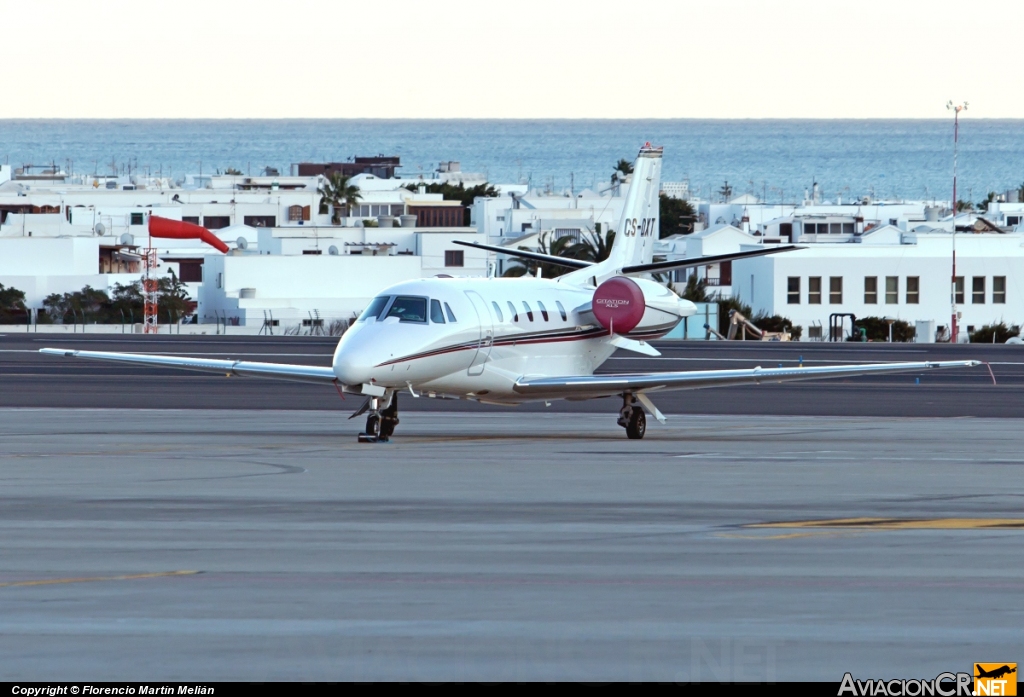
xmin=829 ymin=276 xmax=843 ymax=304
xmin=1007 ymin=216 xmax=1021 ymax=227
xmin=506 ymin=301 xmax=518 ymax=322
xmin=843 ymin=222 xmax=855 ymax=234
xmin=808 ymin=325 xmax=823 ymax=340
xmin=787 ymin=277 xmax=800 ymax=304
xmin=302 ymin=249 xmax=323 ymax=255
xmin=204 ymin=216 xmax=231 ymax=230
xmin=973 ymin=277 xmax=985 ymax=304
xmin=444 ymin=250 xmax=464 ymax=267
xmin=994 ymin=276 xmax=1006 ymax=304
xmin=130 ymin=212 xmax=144 ymax=226
xmin=906 ymin=276 xmax=920 ymax=304
xmin=182 ymin=216 xmax=200 ymax=225
xmin=808 ymin=277 xmax=822 ymax=304
xmin=954 ymin=276 xmax=964 ymax=304
xmin=885 ymin=276 xmax=898 ymax=304
xmin=178 ymin=261 xmax=203 ymax=283
xmin=244 ymin=215 xmax=276 ymax=228
xmin=864 ymin=276 xmax=877 ymax=304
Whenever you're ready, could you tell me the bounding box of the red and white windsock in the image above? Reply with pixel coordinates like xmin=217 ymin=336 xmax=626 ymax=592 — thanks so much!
xmin=148 ymin=215 xmax=229 ymax=253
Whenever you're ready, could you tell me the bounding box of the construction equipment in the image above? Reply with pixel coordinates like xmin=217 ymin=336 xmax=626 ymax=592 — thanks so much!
xmin=727 ymin=309 xmax=791 ymax=341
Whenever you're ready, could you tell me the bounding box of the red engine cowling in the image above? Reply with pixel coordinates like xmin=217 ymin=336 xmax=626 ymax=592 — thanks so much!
xmin=592 ymin=276 xmax=646 ymax=334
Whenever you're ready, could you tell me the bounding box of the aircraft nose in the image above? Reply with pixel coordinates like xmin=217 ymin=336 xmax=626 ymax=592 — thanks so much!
xmin=333 ymin=346 xmax=374 ymax=385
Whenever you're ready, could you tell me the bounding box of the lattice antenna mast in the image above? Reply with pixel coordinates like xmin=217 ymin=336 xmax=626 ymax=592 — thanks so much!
xmin=947 ymin=100 xmax=967 ymax=343
xmin=143 ymin=213 xmax=159 ymax=334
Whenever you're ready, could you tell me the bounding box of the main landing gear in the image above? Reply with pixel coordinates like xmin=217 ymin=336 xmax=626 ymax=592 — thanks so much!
xmin=617 ymin=393 xmax=646 ymax=440
xmin=358 ymin=393 xmax=400 ymax=443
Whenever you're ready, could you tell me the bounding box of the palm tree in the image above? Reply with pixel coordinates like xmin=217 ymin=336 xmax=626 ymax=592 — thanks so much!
xmin=612 ymin=158 xmax=633 ymax=183
xmin=318 ymin=173 xmax=362 ymax=224
xmin=568 ymin=226 xmax=616 ymax=263
xmin=502 ymin=233 xmax=580 ymax=278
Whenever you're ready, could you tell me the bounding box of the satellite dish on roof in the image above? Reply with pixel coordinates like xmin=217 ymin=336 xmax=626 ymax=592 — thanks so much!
xmin=236 ymin=237 xmax=248 ymax=250
xmin=119 ymin=233 xmax=134 ymax=245
xmin=94 ymin=222 xmax=106 ymax=235
xmin=328 ymin=245 xmax=339 ymax=256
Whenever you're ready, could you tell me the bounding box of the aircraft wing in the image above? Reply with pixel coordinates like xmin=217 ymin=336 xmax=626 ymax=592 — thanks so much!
xmin=39 ymin=348 xmax=339 ymax=386
xmin=513 ymin=360 xmax=981 ymax=399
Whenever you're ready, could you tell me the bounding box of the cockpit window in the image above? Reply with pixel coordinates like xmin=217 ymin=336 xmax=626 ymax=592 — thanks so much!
xmin=444 ymin=302 xmax=457 ymax=322
xmin=430 ymin=299 xmax=446 ymax=324
xmin=555 ymin=300 xmax=567 ymax=321
xmin=507 ymin=301 xmax=518 ymax=322
xmin=522 ymin=301 xmax=534 ymax=322
xmin=385 ymin=296 xmax=428 ymax=323
xmin=358 ymin=295 xmax=390 ymax=322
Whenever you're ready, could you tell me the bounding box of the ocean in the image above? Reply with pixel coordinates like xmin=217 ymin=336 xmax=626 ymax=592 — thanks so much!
xmin=0 ymin=119 xmax=1021 ymax=203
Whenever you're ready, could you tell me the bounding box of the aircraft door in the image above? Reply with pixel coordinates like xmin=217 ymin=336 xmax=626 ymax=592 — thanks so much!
xmin=464 ymin=290 xmax=493 ymax=376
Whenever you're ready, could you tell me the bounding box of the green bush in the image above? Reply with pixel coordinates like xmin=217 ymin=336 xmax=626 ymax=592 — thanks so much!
xmin=969 ymin=322 xmax=1020 ymax=344
xmin=856 ymin=316 xmax=916 ymax=342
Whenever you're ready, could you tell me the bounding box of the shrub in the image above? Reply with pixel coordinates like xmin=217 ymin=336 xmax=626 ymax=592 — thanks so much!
xmin=854 ymin=316 xmax=916 ymax=342
xmin=969 ymin=322 xmax=1020 ymax=344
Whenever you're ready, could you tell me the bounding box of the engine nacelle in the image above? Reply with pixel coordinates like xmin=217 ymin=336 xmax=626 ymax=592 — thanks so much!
xmin=593 ymin=276 xmax=695 ymax=337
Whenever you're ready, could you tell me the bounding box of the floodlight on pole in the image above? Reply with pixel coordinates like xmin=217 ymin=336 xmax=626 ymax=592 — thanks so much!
xmin=946 ymin=100 xmax=967 ymax=343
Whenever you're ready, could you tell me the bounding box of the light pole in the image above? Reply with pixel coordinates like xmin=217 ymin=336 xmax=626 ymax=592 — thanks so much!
xmin=947 ymin=100 xmax=967 ymax=343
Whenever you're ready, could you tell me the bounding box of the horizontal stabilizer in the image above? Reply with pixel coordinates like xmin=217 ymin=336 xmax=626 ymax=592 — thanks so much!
xmin=453 ymin=240 xmax=593 ymax=270
xmin=621 ymin=246 xmax=804 ymax=275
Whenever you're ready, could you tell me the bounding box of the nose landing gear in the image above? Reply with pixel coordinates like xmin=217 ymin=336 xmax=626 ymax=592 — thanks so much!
xmin=358 ymin=392 xmax=400 ymax=443
xmin=617 ymin=393 xmax=646 ymax=440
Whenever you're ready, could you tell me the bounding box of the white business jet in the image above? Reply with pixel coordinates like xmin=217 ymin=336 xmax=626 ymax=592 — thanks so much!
xmin=41 ymin=144 xmax=978 ymax=441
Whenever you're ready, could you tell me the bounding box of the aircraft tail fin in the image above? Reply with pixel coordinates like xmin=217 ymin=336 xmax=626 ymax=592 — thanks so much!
xmin=566 ymin=143 xmax=662 ymax=284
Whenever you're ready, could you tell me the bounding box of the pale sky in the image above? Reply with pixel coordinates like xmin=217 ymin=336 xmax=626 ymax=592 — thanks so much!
xmin=0 ymin=0 xmax=1017 ymax=118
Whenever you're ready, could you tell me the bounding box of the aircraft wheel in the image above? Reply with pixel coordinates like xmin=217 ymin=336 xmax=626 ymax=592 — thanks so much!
xmin=625 ymin=408 xmax=646 ymax=440
xmin=365 ymin=414 xmax=381 ymax=439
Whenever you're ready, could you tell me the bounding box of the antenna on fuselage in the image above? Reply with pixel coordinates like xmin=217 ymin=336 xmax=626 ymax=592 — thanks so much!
xmin=535 ymin=267 xmax=542 ymax=279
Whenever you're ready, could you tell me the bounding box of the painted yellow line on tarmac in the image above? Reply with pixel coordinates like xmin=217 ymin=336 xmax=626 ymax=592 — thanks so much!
xmin=717 ymin=531 xmax=852 ymax=540
xmin=0 ymin=570 xmax=200 ymax=588
xmin=750 ymin=518 xmax=1024 ymax=530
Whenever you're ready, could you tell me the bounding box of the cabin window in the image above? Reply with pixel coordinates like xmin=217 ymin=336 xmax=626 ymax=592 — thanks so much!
xmin=444 ymin=302 xmax=457 ymax=322
xmin=506 ymin=301 xmax=519 ymax=322
xmin=555 ymin=300 xmax=567 ymax=321
xmin=491 ymin=301 xmax=503 ymax=322
xmin=386 ymin=296 xmax=428 ymax=323
xmin=358 ymin=296 xmax=390 ymax=322
xmin=430 ymin=299 xmax=446 ymax=324
xmin=537 ymin=301 xmax=549 ymax=321
xmin=522 ymin=301 xmax=534 ymax=322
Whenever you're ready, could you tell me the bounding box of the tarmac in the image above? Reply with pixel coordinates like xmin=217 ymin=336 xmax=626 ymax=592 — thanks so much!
xmin=1 ymin=406 xmax=1023 ymax=681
